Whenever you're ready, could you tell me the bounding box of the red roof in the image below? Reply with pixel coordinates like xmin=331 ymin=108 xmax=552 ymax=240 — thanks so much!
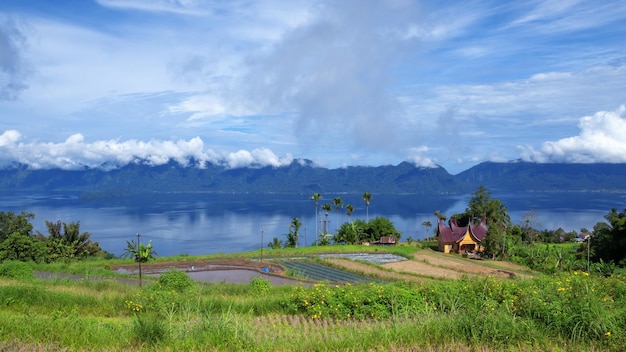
xmin=438 ymin=217 xmax=487 ymax=243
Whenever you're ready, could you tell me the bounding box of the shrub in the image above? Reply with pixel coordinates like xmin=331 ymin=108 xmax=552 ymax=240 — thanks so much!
xmin=0 ymin=260 xmax=34 ymax=280
xmin=158 ymin=269 xmax=193 ymax=293
xmin=249 ymin=276 xmax=271 ymax=295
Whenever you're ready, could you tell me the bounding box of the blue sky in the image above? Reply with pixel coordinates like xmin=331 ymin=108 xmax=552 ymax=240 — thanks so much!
xmin=1 ymin=0 xmax=625 ymax=174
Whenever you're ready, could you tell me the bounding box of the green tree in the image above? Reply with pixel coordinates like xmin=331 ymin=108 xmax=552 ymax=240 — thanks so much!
xmin=0 ymin=211 xmax=47 ymax=262
xmin=345 ymin=204 xmax=354 ymax=217
xmin=321 ymin=203 xmax=332 ymax=237
xmin=0 ymin=231 xmax=48 ymax=262
xmin=333 ymin=197 xmax=343 ymax=232
xmin=0 ymin=211 xmax=35 ymax=242
xmin=45 ymin=220 xmax=103 ymax=260
xmin=362 ymin=192 xmax=372 ymax=222
xmin=365 ymin=216 xmax=401 ymax=243
xmin=267 ymin=237 xmax=283 ymax=249
xmin=463 ymin=185 xmax=511 ymax=260
xmin=335 ymin=219 xmax=367 ymax=245
xmin=285 ymin=217 xmax=302 ymax=248
xmin=123 ymin=235 xmax=156 ymax=287
xmin=591 ymin=208 xmax=626 ymax=266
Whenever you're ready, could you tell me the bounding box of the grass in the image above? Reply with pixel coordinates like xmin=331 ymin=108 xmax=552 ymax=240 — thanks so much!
xmin=2 ymin=258 xmax=626 ymax=351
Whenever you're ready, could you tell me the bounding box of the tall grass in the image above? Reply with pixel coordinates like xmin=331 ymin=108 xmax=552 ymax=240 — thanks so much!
xmin=1 ymin=263 xmax=625 ymax=351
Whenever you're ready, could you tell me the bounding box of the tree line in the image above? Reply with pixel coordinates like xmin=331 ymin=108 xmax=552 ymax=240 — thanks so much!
xmin=0 ymin=211 xmax=108 ymax=263
xmin=269 ymin=192 xmax=399 ymax=249
xmin=436 ymin=185 xmax=626 ymax=272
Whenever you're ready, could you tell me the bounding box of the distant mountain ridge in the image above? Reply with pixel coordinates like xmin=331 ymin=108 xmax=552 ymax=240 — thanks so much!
xmin=1 ymin=160 xmax=626 ymax=195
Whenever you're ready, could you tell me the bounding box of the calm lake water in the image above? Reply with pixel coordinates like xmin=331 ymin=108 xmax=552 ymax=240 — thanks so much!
xmin=1 ymin=191 xmax=624 ymax=257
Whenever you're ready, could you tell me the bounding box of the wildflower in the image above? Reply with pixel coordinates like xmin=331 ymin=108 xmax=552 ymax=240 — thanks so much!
xmin=605 ymin=331 xmax=611 ymax=338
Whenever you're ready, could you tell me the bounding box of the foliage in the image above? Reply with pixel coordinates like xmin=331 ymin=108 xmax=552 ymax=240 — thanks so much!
xmin=267 ymin=237 xmax=283 ymax=249
xmin=0 ymin=260 xmax=34 ymax=280
xmin=45 ymin=220 xmax=103 ymax=261
xmin=592 ymin=208 xmax=626 ymax=266
xmin=249 ymin=277 xmax=272 ymax=295
xmin=0 ymin=231 xmax=48 ymax=263
xmin=458 ymin=185 xmax=511 ymax=259
xmin=0 ymin=211 xmax=35 ymax=241
xmin=0 ymin=211 xmax=106 ymax=263
xmin=123 ymin=239 xmax=156 ymax=263
xmin=158 ymin=269 xmax=194 ymax=292
xmin=334 ymin=217 xmax=401 ymax=244
xmin=285 ymin=217 xmax=302 ymax=248
xmin=2 ymin=262 xmax=626 ymax=351
xmin=286 ymin=282 xmax=425 ymax=320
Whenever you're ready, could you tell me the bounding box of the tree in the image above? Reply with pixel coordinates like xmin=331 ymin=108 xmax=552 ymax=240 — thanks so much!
xmin=45 ymin=220 xmax=103 ymax=260
xmin=267 ymin=237 xmax=283 ymax=249
xmin=321 ymin=203 xmax=332 ymax=238
xmin=521 ymin=209 xmax=541 ymax=244
xmin=464 ymin=185 xmax=511 ymax=260
xmin=335 ymin=219 xmax=367 ymax=245
xmin=362 ymin=192 xmax=372 ymax=222
xmin=591 ymin=208 xmax=626 ymax=266
xmin=0 ymin=231 xmax=48 ymax=262
xmin=366 ymin=216 xmax=401 ymax=243
xmin=421 ymin=220 xmax=432 ymax=239
xmin=346 ymin=204 xmax=354 ymax=217
xmin=310 ymin=193 xmax=322 ymax=242
xmin=333 ymin=197 xmax=343 ymax=232
xmin=123 ymin=235 xmax=156 ymax=287
xmin=0 ymin=211 xmax=35 ymax=242
xmin=285 ymin=217 xmax=302 ymax=248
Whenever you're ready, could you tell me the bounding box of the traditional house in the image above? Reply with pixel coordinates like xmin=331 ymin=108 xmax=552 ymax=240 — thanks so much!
xmin=437 ymin=217 xmax=488 ymax=254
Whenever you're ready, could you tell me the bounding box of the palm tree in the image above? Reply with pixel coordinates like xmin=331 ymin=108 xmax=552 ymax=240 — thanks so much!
xmin=267 ymin=237 xmax=283 ymax=249
xmin=333 ymin=196 xmax=343 ymax=232
xmin=346 ymin=204 xmax=354 ymax=217
xmin=289 ymin=217 xmax=302 ymax=248
xmin=362 ymin=192 xmax=372 ymax=222
xmin=321 ymin=203 xmax=332 ymax=238
xmin=310 ymin=193 xmax=322 ymax=242
xmin=421 ymin=220 xmax=432 ymax=239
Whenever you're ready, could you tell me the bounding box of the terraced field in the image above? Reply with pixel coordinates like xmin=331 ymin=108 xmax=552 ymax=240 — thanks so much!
xmin=279 ymin=261 xmax=381 ymax=284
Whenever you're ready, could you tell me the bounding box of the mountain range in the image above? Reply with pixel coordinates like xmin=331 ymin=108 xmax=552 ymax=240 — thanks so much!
xmin=1 ymin=160 xmax=625 ymax=196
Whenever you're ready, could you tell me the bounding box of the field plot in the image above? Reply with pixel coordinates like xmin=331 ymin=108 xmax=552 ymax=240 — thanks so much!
xmin=279 ymin=261 xmax=381 ymax=284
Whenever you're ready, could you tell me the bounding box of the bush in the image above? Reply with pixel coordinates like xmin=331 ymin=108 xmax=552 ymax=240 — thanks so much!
xmin=0 ymin=260 xmax=34 ymax=280
xmin=158 ymin=269 xmax=193 ymax=292
xmin=249 ymin=276 xmax=271 ymax=295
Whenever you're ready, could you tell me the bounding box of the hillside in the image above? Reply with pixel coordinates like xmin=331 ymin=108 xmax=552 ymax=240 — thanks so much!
xmin=1 ymin=159 xmax=626 ymax=195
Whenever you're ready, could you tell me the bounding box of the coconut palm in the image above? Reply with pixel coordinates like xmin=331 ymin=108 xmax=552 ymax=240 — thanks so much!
xmin=346 ymin=204 xmax=354 ymax=217
xmin=333 ymin=196 xmax=343 ymax=232
xmin=421 ymin=220 xmax=432 ymax=239
xmin=321 ymin=203 xmax=332 ymax=238
xmin=362 ymin=192 xmax=372 ymax=222
xmin=310 ymin=193 xmax=322 ymax=242
xmin=287 ymin=217 xmax=302 ymax=248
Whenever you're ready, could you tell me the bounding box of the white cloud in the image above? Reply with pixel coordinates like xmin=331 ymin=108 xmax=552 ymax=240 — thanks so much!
xmin=407 ymin=146 xmax=437 ymax=168
xmin=0 ymin=130 xmax=21 ymax=146
xmin=520 ymin=105 xmax=626 ymax=163
xmin=0 ymin=131 xmax=293 ymax=170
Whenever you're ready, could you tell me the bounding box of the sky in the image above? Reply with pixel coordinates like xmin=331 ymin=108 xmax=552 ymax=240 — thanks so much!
xmin=0 ymin=0 xmax=625 ymax=174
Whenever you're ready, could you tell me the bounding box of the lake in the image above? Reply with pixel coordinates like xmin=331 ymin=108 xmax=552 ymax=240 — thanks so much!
xmin=1 ymin=191 xmax=624 ymax=257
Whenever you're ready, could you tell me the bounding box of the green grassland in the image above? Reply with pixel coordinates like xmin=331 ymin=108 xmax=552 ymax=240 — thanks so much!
xmin=1 ymin=245 xmax=626 ymax=351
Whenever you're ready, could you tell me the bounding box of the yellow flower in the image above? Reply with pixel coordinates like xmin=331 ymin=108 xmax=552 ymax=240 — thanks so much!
xmin=605 ymin=331 xmax=611 ymax=337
